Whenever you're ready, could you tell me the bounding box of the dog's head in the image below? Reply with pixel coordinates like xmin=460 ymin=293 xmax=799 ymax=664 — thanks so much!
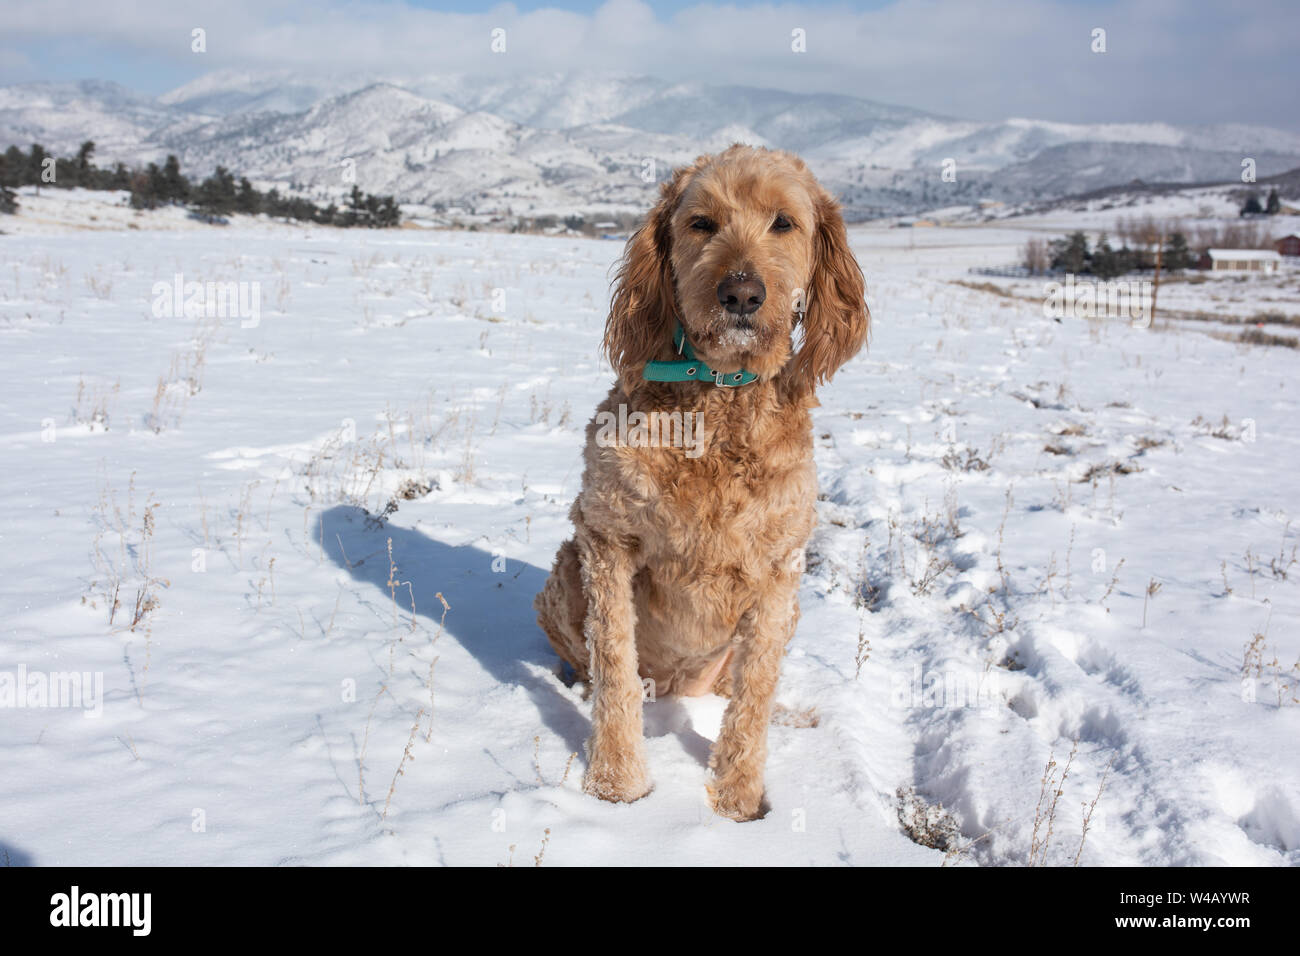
xmin=604 ymin=145 xmax=868 ymax=393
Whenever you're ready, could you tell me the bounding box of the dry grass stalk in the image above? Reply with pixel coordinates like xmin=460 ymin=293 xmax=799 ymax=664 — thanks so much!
xmin=1099 ymin=558 xmax=1125 ymax=612
xmin=1029 ymin=740 xmax=1078 ymax=866
xmin=1074 ymin=753 xmax=1116 ymax=866
xmin=382 ymin=708 xmax=426 ymax=820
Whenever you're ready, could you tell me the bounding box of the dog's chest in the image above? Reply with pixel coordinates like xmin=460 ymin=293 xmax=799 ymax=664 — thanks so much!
xmin=617 ymin=424 xmax=816 ymax=565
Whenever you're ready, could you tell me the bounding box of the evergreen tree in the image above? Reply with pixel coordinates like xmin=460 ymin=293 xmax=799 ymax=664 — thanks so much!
xmin=1164 ymin=233 xmax=1192 ymax=271
xmin=0 ymin=145 xmax=17 ymax=213
xmin=344 ymin=185 xmax=367 ymax=227
xmin=0 ymin=141 xmax=401 ymax=228
xmin=158 ymin=155 xmax=189 ymax=203
xmin=1241 ymin=194 xmax=1263 ymax=216
xmin=29 ymin=144 xmax=49 ymax=193
xmin=376 ymin=196 xmax=400 ymax=228
xmin=1266 ymin=188 xmax=1280 ymax=215
xmin=235 ymin=177 xmax=260 ymax=215
xmin=54 ymin=156 xmax=83 ymax=188
xmin=1091 ymin=234 xmax=1122 ymax=279
xmin=1050 ymin=231 xmax=1090 ymax=273
xmin=194 ymin=166 xmax=236 ymax=216
xmin=1115 ymin=244 xmax=1136 ymax=275
xmin=2 ymin=146 xmax=23 ymax=186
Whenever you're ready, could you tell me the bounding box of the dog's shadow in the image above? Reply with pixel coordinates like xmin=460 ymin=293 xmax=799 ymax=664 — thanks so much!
xmin=317 ymin=505 xmax=589 ymax=754
xmin=317 ymin=505 xmax=720 ymax=771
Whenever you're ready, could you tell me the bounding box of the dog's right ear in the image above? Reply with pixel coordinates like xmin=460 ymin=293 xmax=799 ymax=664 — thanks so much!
xmin=603 ymin=164 xmax=696 ymax=381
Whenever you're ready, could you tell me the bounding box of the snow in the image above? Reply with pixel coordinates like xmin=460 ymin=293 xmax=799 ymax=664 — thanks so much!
xmin=6 ymin=72 xmax=1300 ymax=222
xmin=1 ymin=190 xmax=1298 ymax=866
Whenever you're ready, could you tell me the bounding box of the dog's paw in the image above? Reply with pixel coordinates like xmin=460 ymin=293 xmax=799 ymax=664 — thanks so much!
xmin=582 ymin=757 xmax=652 ymax=804
xmin=707 ymin=773 xmax=766 ymax=822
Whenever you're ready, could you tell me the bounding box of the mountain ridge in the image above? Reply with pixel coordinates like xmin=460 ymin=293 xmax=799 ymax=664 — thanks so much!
xmin=4 ymin=71 xmax=1298 ymax=220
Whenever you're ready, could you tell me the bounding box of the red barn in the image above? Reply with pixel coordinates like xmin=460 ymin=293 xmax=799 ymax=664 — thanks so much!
xmin=1276 ymin=235 xmax=1300 ymax=258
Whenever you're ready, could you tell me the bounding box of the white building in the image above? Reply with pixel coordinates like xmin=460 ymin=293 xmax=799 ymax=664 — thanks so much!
xmin=1199 ymin=249 xmax=1282 ymax=273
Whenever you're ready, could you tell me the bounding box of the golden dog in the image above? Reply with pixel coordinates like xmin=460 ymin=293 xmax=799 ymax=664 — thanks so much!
xmin=535 ymin=145 xmax=869 ymax=820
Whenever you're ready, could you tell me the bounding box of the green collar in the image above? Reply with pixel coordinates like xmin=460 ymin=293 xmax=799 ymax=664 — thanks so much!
xmin=642 ymin=323 xmax=759 ymax=388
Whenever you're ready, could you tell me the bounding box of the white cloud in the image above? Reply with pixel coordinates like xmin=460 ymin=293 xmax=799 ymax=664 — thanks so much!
xmin=3 ymin=0 xmax=1296 ymax=129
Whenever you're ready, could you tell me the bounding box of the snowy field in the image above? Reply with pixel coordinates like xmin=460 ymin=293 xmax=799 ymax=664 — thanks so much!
xmin=1 ymin=188 xmax=1298 ymax=867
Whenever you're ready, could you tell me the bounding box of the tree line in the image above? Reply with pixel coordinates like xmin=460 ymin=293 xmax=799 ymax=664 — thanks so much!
xmin=1240 ymin=188 xmax=1282 ymax=216
xmin=1022 ymin=230 xmax=1192 ymax=278
xmin=1021 ymin=214 xmax=1280 ymax=277
xmin=0 ymin=141 xmax=399 ymax=227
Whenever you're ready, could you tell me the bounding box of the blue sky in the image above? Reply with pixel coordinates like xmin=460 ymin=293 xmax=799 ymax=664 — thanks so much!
xmin=5 ymin=0 xmax=1297 ymax=130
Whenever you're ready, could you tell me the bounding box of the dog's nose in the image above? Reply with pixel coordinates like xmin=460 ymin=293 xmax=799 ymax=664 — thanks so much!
xmin=717 ymin=275 xmax=766 ymax=316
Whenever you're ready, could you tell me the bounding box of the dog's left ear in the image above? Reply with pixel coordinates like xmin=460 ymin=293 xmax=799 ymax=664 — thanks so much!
xmin=789 ymin=190 xmax=869 ymax=391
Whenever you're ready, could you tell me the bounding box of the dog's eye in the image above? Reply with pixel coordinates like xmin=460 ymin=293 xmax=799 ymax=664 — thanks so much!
xmin=689 ymin=216 xmax=717 ymax=233
xmin=771 ymin=214 xmax=793 ymax=233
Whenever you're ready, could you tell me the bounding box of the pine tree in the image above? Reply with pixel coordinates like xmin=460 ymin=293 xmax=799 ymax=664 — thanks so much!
xmin=2 ymin=146 xmax=23 ymax=185
xmin=1091 ymin=234 xmax=1122 ymax=279
xmin=377 ymin=196 xmax=400 ymax=227
xmin=1115 ymin=245 xmax=1136 ymax=274
xmin=1050 ymin=231 xmax=1090 ymax=273
xmin=0 ymin=145 xmax=17 ymax=213
xmin=338 ymin=185 xmax=365 ymax=227
xmin=235 ymin=177 xmax=260 ymax=215
xmin=1266 ymin=188 xmax=1280 ymax=215
xmin=1164 ymin=233 xmax=1192 ymax=271
xmin=158 ymin=155 xmax=189 ymax=203
xmin=194 ymin=166 xmax=236 ymax=216
xmin=29 ymin=144 xmax=49 ymax=193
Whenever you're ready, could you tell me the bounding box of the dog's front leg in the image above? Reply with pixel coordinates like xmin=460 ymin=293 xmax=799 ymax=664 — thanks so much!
xmin=579 ymin=531 xmax=651 ymax=803
xmin=707 ymin=583 xmax=797 ymax=821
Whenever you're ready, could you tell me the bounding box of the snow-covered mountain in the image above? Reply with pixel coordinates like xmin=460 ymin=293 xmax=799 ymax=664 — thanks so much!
xmin=5 ymin=71 xmax=1300 ymax=219
xmin=0 ymin=81 xmax=190 ymax=160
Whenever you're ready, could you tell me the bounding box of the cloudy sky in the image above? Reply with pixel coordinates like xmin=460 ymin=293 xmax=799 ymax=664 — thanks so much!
xmin=5 ymin=0 xmax=1297 ymax=129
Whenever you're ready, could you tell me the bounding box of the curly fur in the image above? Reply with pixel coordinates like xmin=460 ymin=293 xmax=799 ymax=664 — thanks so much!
xmin=535 ymin=145 xmax=869 ymax=820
